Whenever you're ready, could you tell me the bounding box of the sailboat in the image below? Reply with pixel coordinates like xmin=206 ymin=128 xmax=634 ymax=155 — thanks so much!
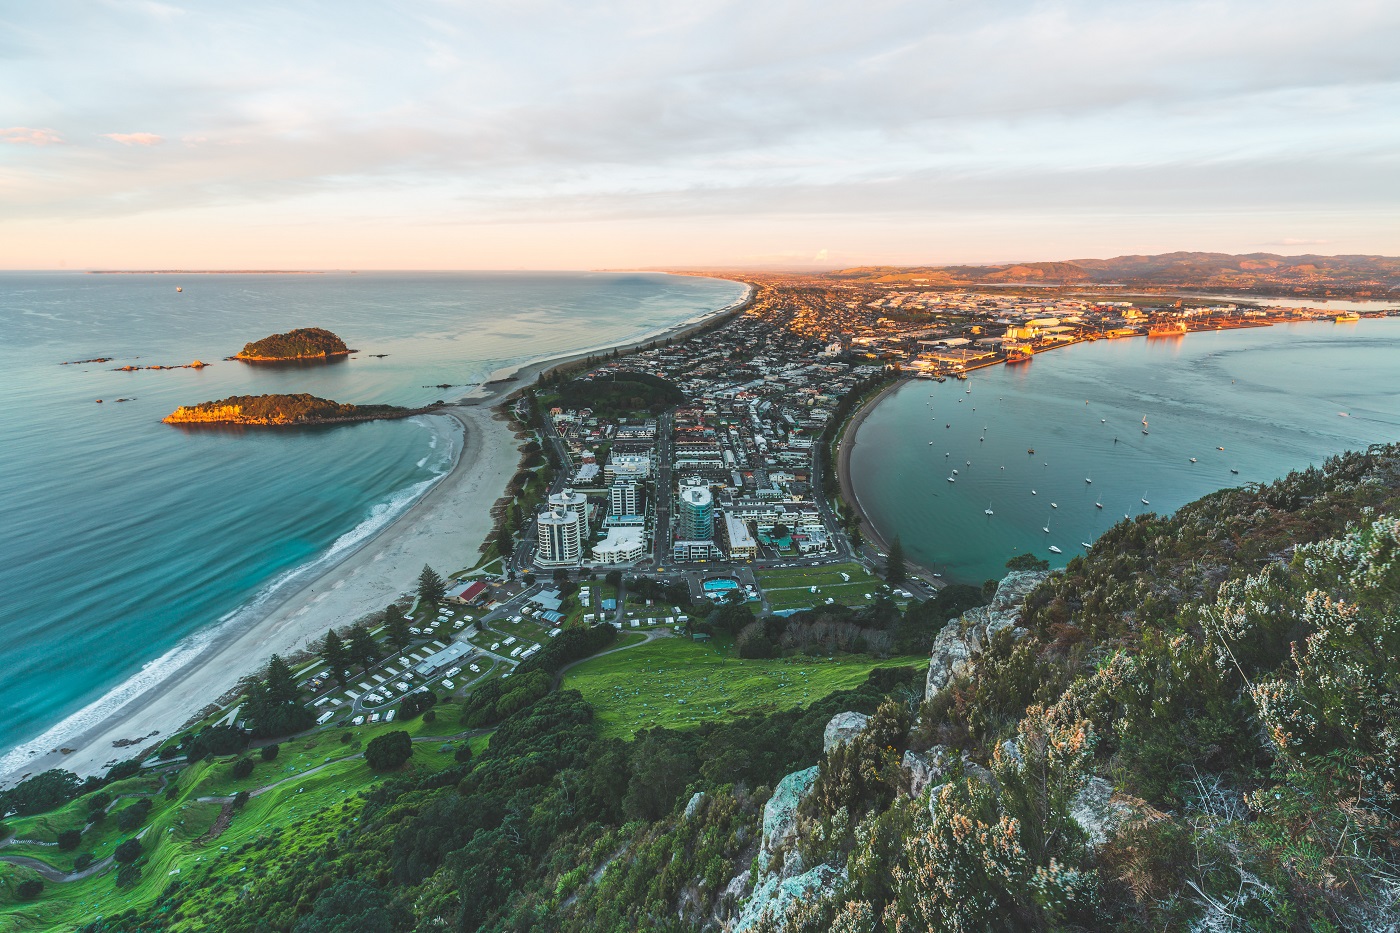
xmin=951 ymin=469 xmax=958 ymax=475
xmin=984 ymin=501 xmax=994 ymax=516
xmin=1080 ymin=541 xmax=1093 ymax=549
xmin=1051 ymin=502 xmax=1058 ymax=508
xmin=1095 ymin=502 xmax=1103 ymax=509
xmin=1189 ymin=457 xmax=1197 ymax=463
xmin=1031 ymin=489 xmax=1037 ymax=495
xmin=1085 ymin=477 xmax=1092 ymax=484
xmin=1043 ymin=515 xmax=1051 ymax=534
xmin=1048 ymin=545 xmax=1062 ymax=554
xmin=1141 ymin=492 xmax=1150 ymax=505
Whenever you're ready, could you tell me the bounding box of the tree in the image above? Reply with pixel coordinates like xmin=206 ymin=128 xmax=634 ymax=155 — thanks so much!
xmin=233 ymin=791 xmax=250 ymax=810
xmin=496 ymin=525 xmax=514 ymax=558
xmin=886 ymin=536 xmax=907 ymax=583
xmin=417 ymin=565 xmax=446 ymax=607
xmin=292 ymin=878 xmax=408 ymax=933
xmin=113 ymin=838 xmax=142 ymax=864
xmin=321 ymin=629 xmax=348 ymax=685
xmin=0 ymin=769 xmax=82 ymax=818
xmin=232 ymin=757 xmax=255 ymax=779
xmin=383 ymin=604 xmax=412 ymax=651
xmin=736 ymin=621 xmax=776 ymax=659
xmin=348 ymin=624 xmax=379 ymax=671
xmin=57 ymin=828 xmax=82 ymax=850
xmin=116 ymin=798 xmax=152 ymax=832
xmin=104 ymin=759 xmax=141 ymax=783
xmin=260 ymin=743 xmax=280 ymax=762
xmin=1006 ymin=553 xmax=1050 ymax=572
xmin=264 ymin=654 xmax=299 ymax=704
xmin=772 ymin=522 xmax=791 ymax=541
xmin=605 ymin=569 xmax=623 ymax=589
xmin=454 ymin=743 xmax=474 ymax=764
xmin=365 ymin=731 xmax=413 ymax=771
xmin=16 ymin=878 xmax=42 ymax=899
xmin=116 ymin=862 xmax=141 ymax=889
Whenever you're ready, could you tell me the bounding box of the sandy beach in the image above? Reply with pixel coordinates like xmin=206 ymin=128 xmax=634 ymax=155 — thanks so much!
xmin=0 ymin=282 xmax=754 ymax=785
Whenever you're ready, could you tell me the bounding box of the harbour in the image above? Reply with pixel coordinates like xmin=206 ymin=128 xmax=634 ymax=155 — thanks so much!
xmin=848 ymin=317 xmax=1400 ymax=583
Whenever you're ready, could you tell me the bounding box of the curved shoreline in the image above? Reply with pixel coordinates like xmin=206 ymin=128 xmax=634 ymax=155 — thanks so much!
xmin=834 ymin=378 xmax=945 ymax=586
xmin=0 ymin=277 xmax=752 ymax=786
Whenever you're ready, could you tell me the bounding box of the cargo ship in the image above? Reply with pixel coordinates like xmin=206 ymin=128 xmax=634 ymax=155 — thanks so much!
xmin=1004 ymin=345 xmax=1032 ymax=363
xmin=1148 ymin=320 xmax=1188 ymax=337
xmin=1334 ymin=312 xmax=1361 ymax=322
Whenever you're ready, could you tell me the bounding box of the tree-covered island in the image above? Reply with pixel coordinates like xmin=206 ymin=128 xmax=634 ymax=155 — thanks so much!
xmin=162 ymin=393 xmax=434 ymax=426
xmin=233 ymin=327 xmax=351 ymax=361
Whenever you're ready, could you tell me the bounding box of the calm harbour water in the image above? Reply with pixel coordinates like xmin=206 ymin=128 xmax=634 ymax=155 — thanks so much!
xmin=0 ymin=272 xmax=746 ymax=764
xmin=850 ymin=318 xmax=1400 ymax=584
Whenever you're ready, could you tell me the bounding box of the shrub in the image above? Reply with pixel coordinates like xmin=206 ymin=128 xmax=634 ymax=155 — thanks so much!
xmin=116 ymin=862 xmax=141 ymax=889
xmin=116 ymin=798 xmax=152 ymax=832
xmin=260 ymin=743 xmax=280 ymax=762
xmin=454 ymin=743 xmax=474 ymax=764
xmin=74 ymin=852 xmax=94 ymax=871
xmin=114 ymin=838 xmax=143 ymax=863
xmin=57 ymin=828 xmax=82 ymax=850
xmin=104 ymin=759 xmax=142 ymax=783
xmin=233 ymin=791 xmax=251 ymax=810
xmin=231 ymin=758 xmax=255 ymax=780
xmin=16 ymin=878 xmax=43 ymax=899
xmin=422 ymin=710 xmax=437 ymax=725
xmin=365 ymin=731 xmax=413 ymax=771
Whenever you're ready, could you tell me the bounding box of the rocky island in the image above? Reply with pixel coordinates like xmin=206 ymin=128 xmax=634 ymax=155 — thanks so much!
xmin=232 ymin=326 xmax=352 ymax=362
xmin=162 ymin=393 xmax=436 ymax=426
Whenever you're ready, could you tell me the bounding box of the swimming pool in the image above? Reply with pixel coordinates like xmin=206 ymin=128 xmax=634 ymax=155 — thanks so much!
xmin=702 ymin=577 xmax=739 ymax=593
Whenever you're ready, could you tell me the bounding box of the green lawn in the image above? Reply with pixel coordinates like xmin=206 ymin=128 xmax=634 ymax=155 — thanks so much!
xmin=562 ymin=636 xmax=923 ymax=739
xmin=763 ymin=581 xmax=887 ymax=612
xmin=755 ymin=562 xmax=879 ymax=591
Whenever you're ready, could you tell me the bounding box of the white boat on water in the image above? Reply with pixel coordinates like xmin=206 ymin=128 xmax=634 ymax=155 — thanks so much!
xmin=1080 ymin=542 xmax=1092 ymax=549
xmin=1085 ymin=478 xmax=1092 ymax=484
xmin=1048 ymin=545 xmax=1062 ymax=554
xmin=984 ymin=501 xmax=994 ymax=516
xmin=1095 ymin=502 xmax=1103 ymax=509
xmin=947 ymin=476 xmax=955 ymax=482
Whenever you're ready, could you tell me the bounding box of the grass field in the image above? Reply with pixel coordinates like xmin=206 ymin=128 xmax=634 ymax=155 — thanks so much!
xmin=755 ymin=562 xmax=889 ymax=612
xmin=562 ymin=636 xmax=923 ymax=739
xmin=755 ymin=562 xmax=879 ymax=591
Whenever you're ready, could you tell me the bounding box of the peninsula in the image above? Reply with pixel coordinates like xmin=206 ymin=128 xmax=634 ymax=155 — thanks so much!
xmin=162 ymin=393 xmax=432 ymax=426
xmin=232 ymin=326 xmax=351 ymax=362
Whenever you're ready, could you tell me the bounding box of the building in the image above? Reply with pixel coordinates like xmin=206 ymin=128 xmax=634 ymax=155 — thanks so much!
xmin=414 ymin=640 xmax=474 ymax=677
xmin=592 ymin=526 xmax=647 ymax=564
xmin=608 ymin=480 xmax=643 ymax=517
xmin=548 ymin=488 xmax=588 ymax=514
xmin=450 ymin=580 xmax=489 ymax=605
xmin=536 ymin=506 xmax=584 ymax=567
xmin=722 ymin=513 xmax=758 ymax=560
xmin=677 ymin=481 xmax=714 ymax=540
xmin=604 ymin=453 xmax=651 ymax=484
xmin=672 ymin=539 xmax=723 ymax=562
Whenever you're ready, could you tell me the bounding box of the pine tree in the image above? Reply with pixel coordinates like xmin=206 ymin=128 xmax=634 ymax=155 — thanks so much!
xmin=417 ymin=565 xmax=446 ymax=607
xmin=886 ymin=536 xmax=907 ymax=583
xmin=321 ymin=629 xmax=348 ymax=685
xmin=348 ymin=624 xmax=379 ymax=671
xmin=384 ymin=604 xmax=412 ymax=651
xmin=264 ymin=655 xmax=299 ymax=704
xmin=497 ymin=526 xmax=514 ymax=558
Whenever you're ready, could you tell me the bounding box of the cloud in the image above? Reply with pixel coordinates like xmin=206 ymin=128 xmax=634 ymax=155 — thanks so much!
xmin=1 ymin=127 xmax=63 ymax=146
xmin=102 ymin=132 xmax=163 ymax=146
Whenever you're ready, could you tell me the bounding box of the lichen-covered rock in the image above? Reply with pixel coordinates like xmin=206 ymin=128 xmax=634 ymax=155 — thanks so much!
xmin=1070 ymin=776 xmax=1133 ymax=848
xmin=734 ymin=863 xmax=846 ymax=933
xmin=925 ymin=570 xmax=1048 ymax=700
xmin=823 ymin=711 xmax=871 ymax=752
xmin=684 ymin=791 xmax=706 ymax=820
xmin=903 ymin=746 xmax=954 ymax=798
xmin=758 ymin=766 xmax=819 ymax=875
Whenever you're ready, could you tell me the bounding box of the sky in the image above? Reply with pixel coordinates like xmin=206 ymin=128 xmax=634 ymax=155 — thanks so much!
xmin=2 ymin=0 xmax=1399 ymax=269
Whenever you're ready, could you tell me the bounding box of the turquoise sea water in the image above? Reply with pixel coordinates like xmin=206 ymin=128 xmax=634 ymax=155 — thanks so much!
xmin=850 ymin=319 xmax=1400 ymax=584
xmin=0 ymin=272 xmax=745 ymax=767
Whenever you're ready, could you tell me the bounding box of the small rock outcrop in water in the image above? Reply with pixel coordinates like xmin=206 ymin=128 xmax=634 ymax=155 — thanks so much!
xmin=233 ymin=327 xmax=350 ymax=361
xmin=163 ymin=393 xmax=430 ymax=427
xmin=925 ymin=569 xmax=1048 ymax=700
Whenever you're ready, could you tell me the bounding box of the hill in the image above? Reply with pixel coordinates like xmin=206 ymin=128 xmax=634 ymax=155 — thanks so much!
xmin=832 ymin=251 xmax=1400 ymax=297
xmin=233 ymin=327 xmax=350 ymax=361
xmin=6 ymin=445 xmax=1398 ymax=932
xmin=162 ymin=393 xmax=425 ymax=426
xmin=551 ymin=370 xmax=686 ymax=417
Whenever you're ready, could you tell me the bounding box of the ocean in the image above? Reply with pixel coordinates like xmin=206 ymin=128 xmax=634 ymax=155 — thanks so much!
xmin=849 ymin=317 xmax=1400 ymax=584
xmin=0 ymin=271 xmax=747 ymax=765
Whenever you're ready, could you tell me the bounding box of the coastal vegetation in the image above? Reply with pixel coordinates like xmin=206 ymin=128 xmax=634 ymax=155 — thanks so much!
xmin=546 ymin=370 xmax=686 ymax=418
xmin=233 ymin=327 xmax=350 ymax=361
xmin=162 ymin=393 xmax=423 ymax=426
xmin=4 ymin=445 xmax=1398 ymax=932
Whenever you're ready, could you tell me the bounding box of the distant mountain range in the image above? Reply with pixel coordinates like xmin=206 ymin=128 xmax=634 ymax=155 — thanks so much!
xmin=830 ymin=251 xmax=1400 ymax=297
